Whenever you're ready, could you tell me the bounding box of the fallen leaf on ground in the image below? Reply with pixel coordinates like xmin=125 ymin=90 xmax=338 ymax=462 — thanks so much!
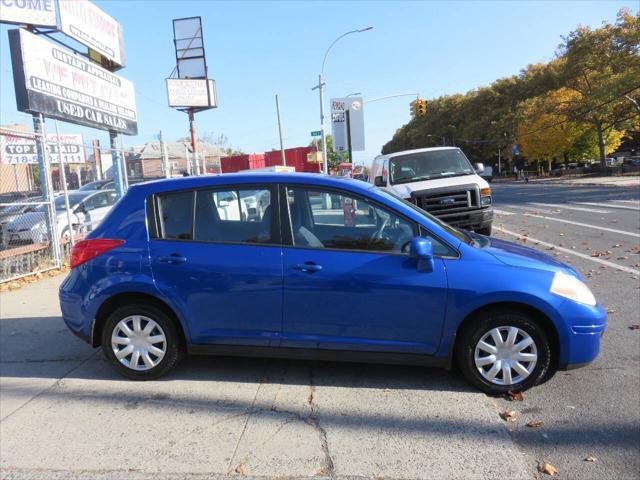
xmin=584 ymin=455 xmax=598 ymax=463
xmin=629 ymin=324 xmax=640 ymax=330
xmin=500 ymin=410 xmax=517 ymax=422
xmin=538 ymin=461 xmax=558 ymax=476
xmin=383 ymin=388 xmax=391 ymax=393
xmin=506 ymin=390 xmax=524 ymax=401
xmin=526 ymin=420 xmax=544 ymax=428
xmin=235 ymin=464 xmax=245 ymax=475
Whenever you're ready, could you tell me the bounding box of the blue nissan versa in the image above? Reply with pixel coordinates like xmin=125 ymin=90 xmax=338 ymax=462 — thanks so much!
xmin=59 ymin=173 xmax=606 ymax=394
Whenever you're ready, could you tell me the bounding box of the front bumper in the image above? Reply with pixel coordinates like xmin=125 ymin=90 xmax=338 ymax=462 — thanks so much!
xmin=557 ymin=301 xmax=607 ymax=370
xmin=437 ymin=207 xmax=493 ymax=230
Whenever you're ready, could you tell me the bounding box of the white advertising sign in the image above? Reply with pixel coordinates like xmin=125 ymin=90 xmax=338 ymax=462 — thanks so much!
xmin=331 ymin=97 xmax=365 ymax=152
xmin=58 ymin=0 xmax=126 ymax=68
xmin=9 ymin=28 xmax=138 ymax=135
xmin=0 ymin=0 xmax=57 ymax=27
xmin=0 ymin=133 xmax=86 ymax=165
xmin=166 ymin=79 xmax=218 ymax=108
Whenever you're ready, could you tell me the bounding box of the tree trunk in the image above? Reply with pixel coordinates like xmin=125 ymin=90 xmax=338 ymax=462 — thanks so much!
xmin=595 ymin=120 xmax=606 ymax=171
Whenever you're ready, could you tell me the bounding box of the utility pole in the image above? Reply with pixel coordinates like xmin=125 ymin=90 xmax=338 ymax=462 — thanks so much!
xmin=275 ymin=95 xmax=286 ymax=166
xmin=188 ymin=109 xmax=200 ymax=175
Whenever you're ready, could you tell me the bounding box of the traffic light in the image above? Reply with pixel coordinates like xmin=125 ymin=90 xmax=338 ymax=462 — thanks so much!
xmin=411 ymin=99 xmax=427 ymax=117
xmin=410 ymin=99 xmax=419 ymax=117
xmin=417 ymin=99 xmax=427 ymax=116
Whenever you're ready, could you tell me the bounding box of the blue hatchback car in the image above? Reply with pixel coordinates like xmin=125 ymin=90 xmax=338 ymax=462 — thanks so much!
xmin=59 ymin=173 xmax=606 ymax=394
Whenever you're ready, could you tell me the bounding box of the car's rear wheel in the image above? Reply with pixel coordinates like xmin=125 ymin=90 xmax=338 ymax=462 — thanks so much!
xmin=457 ymin=309 xmax=552 ymax=394
xmin=101 ymin=304 xmax=182 ymax=380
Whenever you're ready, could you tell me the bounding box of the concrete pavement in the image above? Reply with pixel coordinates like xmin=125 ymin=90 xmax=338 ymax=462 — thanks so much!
xmin=1 ymin=276 xmax=529 ymax=479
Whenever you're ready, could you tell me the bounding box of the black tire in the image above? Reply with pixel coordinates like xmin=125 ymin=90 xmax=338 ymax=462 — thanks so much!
xmin=101 ymin=303 xmax=182 ymax=380
xmin=456 ymin=309 xmax=552 ymax=395
xmin=476 ymin=225 xmax=492 ymax=236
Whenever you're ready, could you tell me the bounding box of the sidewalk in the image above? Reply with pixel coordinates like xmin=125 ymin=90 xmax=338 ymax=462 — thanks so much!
xmin=0 ymin=274 xmax=532 ymax=479
xmin=495 ymin=175 xmax=640 ymax=188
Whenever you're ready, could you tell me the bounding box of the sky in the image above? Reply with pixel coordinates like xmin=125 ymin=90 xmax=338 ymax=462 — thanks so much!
xmin=0 ymin=0 xmax=636 ymax=166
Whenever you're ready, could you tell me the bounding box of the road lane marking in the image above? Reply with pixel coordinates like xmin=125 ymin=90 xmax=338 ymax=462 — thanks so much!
xmin=493 ymin=209 xmax=515 ymax=216
xmin=530 ymin=202 xmax=611 ymax=213
xmin=612 ymin=200 xmax=640 ymax=205
xmin=575 ymin=201 xmax=640 ymax=211
xmin=503 ymin=204 xmax=556 ymax=214
xmin=506 ymin=213 xmax=640 ymax=238
xmin=494 ymin=227 xmax=640 ymax=275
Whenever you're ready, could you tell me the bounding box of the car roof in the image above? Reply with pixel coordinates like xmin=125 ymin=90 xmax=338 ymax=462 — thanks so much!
xmin=130 ymin=173 xmax=374 ymax=195
xmin=374 ymin=146 xmax=460 ymax=160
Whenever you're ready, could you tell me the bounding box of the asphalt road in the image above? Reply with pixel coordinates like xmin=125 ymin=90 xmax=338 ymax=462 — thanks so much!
xmin=1 ymin=181 xmax=639 ymax=480
xmin=491 ymin=181 xmax=640 ymax=480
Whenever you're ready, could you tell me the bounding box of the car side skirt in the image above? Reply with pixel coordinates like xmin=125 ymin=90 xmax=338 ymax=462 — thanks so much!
xmin=187 ymin=344 xmax=451 ymax=369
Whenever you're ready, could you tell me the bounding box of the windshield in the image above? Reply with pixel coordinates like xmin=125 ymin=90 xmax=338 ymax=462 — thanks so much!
xmin=389 ymin=149 xmax=475 ymax=185
xmin=376 ymin=187 xmax=474 ymax=245
xmin=35 ymin=194 xmax=88 ymax=212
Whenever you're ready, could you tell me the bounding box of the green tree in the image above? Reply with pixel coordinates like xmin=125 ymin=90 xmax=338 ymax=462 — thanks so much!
xmin=309 ymin=134 xmax=347 ymax=170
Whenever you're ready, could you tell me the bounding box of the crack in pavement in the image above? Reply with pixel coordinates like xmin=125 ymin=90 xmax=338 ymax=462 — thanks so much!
xmin=307 ymin=365 xmax=335 ymax=478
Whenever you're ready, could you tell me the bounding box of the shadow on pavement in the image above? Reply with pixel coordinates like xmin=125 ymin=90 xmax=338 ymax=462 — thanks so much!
xmin=493 ymin=183 xmax=640 ymax=205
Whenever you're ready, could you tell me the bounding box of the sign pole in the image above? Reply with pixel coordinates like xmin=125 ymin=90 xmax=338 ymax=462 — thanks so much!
xmin=188 ymin=109 xmax=199 ymax=175
xmin=275 ymin=94 xmax=286 ymax=166
xmin=110 ymin=131 xmax=125 ymax=199
xmin=346 ymin=109 xmax=353 ymax=164
xmin=32 ymin=113 xmax=61 ymax=266
xmin=54 ymin=120 xmax=74 ymax=246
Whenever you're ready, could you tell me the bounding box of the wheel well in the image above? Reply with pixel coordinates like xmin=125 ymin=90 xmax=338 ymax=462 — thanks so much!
xmin=454 ymin=302 xmax=560 ymax=367
xmin=93 ymin=293 xmax=187 ymax=348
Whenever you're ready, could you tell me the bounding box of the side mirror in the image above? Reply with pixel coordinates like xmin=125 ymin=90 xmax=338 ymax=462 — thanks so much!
xmin=374 ymin=176 xmax=385 ymax=187
xmin=474 ymin=163 xmax=485 ymax=174
xmin=410 ymin=236 xmax=434 ymax=272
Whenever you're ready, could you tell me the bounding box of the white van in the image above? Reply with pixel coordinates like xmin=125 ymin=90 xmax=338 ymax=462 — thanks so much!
xmin=370 ymin=147 xmax=493 ymax=235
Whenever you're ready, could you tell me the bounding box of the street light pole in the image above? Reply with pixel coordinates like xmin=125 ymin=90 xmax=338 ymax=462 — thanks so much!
xmin=313 ymin=26 xmax=372 ymax=175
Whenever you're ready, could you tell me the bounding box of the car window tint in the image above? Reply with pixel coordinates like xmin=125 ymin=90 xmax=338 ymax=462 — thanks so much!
xmin=194 ymin=188 xmax=272 ymax=244
xmin=158 ymin=191 xmax=194 ymax=240
xmin=286 ymin=187 xmax=416 ymax=254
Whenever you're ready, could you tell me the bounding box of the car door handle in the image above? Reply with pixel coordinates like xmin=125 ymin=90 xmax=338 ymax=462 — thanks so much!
xmin=158 ymin=254 xmax=187 ymax=264
xmin=293 ymin=262 xmax=323 ymax=273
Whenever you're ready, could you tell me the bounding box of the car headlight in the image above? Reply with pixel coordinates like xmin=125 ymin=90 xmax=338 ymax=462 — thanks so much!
xmin=480 ymin=187 xmax=492 ymax=207
xmin=550 ymin=271 xmax=596 ymax=306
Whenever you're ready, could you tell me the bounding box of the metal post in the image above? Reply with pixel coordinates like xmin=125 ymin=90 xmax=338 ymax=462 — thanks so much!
xmin=12 ymin=165 xmax=19 ymax=191
xmin=76 ymin=165 xmax=83 ymax=188
xmin=160 ymin=130 xmax=170 ymax=178
xmin=275 ymin=94 xmax=286 ymax=166
xmin=32 ymin=113 xmax=61 ymax=266
xmin=318 ymin=74 xmax=328 ymax=174
xmin=92 ymin=139 xmax=102 ymax=180
xmin=188 ymin=109 xmax=200 ymax=175
xmin=185 ymin=145 xmax=191 ymax=175
xmin=498 ymin=147 xmax=502 ymax=176
xmin=54 ymin=120 xmax=74 ymax=246
xmin=346 ymin=109 xmax=353 ymax=164
xmin=110 ymin=131 xmax=125 ymax=199
xmin=119 ymin=136 xmax=129 ymax=189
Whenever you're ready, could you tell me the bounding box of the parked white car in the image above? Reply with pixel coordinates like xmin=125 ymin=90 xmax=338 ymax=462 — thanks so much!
xmin=2 ymin=190 xmax=117 ymax=246
xmin=370 ymin=147 xmax=493 ymax=235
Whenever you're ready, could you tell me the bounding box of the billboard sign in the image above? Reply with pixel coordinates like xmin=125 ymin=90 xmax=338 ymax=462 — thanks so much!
xmin=0 ymin=133 xmax=86 ymax=165
xmin=331 ymin=97 xmax=365 ymax=152
xmin=166 ymin=79 xmax=217 ymax=108
xmin=0 ymin=0 xmax=57 ymax=27
xmin=58 ymin=0 xmax=126 ymax=68
xmin=9 ymin=28 xmax=138 ymax=135
xmin=173 ymin=16 xmax=206 ymax=79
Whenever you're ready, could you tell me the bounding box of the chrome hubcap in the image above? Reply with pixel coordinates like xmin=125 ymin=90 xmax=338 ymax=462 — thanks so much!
xmin=474 ymin=326 xmax=538 ymax=386
xmin=111 ymin=315 xmax=167 ymax=371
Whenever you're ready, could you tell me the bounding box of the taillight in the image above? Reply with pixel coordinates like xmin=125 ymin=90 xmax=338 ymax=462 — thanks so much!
xmin=70 ymin=239 xmax=125 ymax=268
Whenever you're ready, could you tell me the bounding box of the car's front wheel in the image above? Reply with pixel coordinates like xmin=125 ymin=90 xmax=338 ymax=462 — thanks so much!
xmin=457 ymin=309 xmax=552 ymax=394
xmin=101 ymin=304 xmax=182 ymax=380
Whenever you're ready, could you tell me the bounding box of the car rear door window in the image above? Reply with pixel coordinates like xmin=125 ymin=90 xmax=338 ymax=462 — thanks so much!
xmin=194 ymin=187 xmax=273 ymax=244
xmin=157 ymin=191 xmax=194 ymax=240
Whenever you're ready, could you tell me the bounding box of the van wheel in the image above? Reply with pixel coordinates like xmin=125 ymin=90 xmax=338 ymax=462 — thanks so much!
xmin=476 ymin=226 xmax=492 ymax=236
xmin=101 ymin=304 xmax=182 ymax=380
xmin=456 ymin=310 xmax=552 ymax=394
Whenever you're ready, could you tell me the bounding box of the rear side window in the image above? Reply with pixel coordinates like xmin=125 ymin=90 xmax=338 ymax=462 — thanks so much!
xmin=157 ymin=191 xmax=194 ymax=240
xmin=194 ymin=187 xmax=273 ymax=244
